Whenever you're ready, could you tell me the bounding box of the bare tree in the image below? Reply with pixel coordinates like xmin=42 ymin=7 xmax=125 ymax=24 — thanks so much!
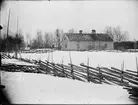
xmin=31 ymin=39 xmax=37 ymax=49
xmin=121 ymin=31 xmax=129 ymax=41
xmin=44 ymin=32 xmax=54 ymax=48
xmin=49 ymin=33 xmax=54 ymax=47
xmin=26 ymin=33 xmax=30 ymax=47
xmin=104 ymin=26 xmax=114 ymax=40
xmin=30 ymin=30 xmax=44 ymax=49
xmin=17 ymin=29 xmax=25 ymax=49
xmin=44 ymin=32 xmax=50 ymax=48
xmin=36 ymin=30 xmax=43 ymax=48
xmin=68 ymin=28 xmax=75 ymax=33
xmin=29 ymin=29 xmax=65 ymax=49
xmin=133 ymin=38 xmax=137 ymax=50
xmin=104 ymin=26 xmax=129 ymax=42
xmin=55 ymin=29 xmax=64 ymax=49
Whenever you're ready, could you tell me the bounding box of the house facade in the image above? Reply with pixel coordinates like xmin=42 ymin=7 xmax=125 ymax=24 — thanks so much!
xmin=60 ymin=30 xmax=113 ymax=51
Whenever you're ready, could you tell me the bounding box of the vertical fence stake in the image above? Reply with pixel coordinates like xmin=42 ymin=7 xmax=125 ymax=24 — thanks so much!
xmin=53 ymin=63 xmax=56 ymax=76
xmin=69 ymin=51 xmax=72 ymax=64
xmin=61 ymin=58 xmax=65 ymax=77
xmin=46 ymin=52 xmax=50 ymax=73
xmin=121 ymin=61 xmax=124 ymax=85
xmin=87 ymin=58 xmax=90 ymax=82
xmin=51 ymin=51 xmax=56 ymax=76
xmin=136 ymin=57 xmax=138 ymax=76
xmin=62 ymin=64 xmax=65 ymax=77
xmin=71 ymin=64 xmax=74 ymax=79
xmin=69 ymin=51 xmax=74 ymax=79
xmin=46 ymin=60 xmax=48 ymax=72
xmin=98 ymin=64 xmax=102 ymax=83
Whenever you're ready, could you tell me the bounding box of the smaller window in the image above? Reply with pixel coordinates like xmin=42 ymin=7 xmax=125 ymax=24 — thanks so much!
xmin=105 ymin=44 xmax=107 ymax=48
xmin=65 ymin=44 xmax=67 ymax=48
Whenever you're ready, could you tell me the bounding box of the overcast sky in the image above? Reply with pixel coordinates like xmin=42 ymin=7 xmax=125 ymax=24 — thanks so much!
xmin=1 ymin=0 xmax=138 ymax=40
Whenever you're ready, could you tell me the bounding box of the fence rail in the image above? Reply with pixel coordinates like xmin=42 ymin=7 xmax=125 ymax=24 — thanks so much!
xmin=1 ymin=53 xmax=138 ymax=100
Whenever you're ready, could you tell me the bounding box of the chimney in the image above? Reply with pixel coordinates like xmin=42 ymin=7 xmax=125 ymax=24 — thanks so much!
xmin=79 ymin=30 xmax=83 ymax=34
xmin=92 ymin=29 xmax=96 ymax=34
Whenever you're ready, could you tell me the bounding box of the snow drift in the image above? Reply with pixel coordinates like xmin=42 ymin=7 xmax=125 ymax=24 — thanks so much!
xmin=1 ymin=71 xmax=135 ymax=104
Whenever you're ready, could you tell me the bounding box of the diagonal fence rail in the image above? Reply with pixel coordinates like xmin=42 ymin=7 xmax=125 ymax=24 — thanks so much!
xmin=1 ymin=53 xmax=138 ymax=100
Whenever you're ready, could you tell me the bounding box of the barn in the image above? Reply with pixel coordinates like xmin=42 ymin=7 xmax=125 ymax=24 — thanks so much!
xmin=60 ymin=29 xmax=113 ymax=51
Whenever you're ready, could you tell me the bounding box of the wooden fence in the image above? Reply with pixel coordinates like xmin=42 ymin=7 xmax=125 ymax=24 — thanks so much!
xmin=0 ymin=53 xmax=138 ymax=100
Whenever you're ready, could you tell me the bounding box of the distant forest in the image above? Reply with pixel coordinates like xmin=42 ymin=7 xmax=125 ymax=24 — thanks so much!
xmin=0 ymin=25 xmax=138 ymax=52
xmin=0 ymin=34 xmax=24 ymax=52
xmin=0 ymin=34 xmax=138 ymax=52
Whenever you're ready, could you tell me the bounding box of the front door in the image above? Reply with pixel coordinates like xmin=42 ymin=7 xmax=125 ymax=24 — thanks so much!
xmin=77 ymin=41 xmax=80 ymax=51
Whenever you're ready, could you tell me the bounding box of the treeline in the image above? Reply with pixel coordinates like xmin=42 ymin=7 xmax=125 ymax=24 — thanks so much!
xmin=1 ymin=25 xmax=137 ymax=51
xmin=0 ymin=34 xmax=25 ymax=52
xmin=0 ymin=28 xmax=64 ymax=51
xmin=28 ymin=29 xmax=63 ymax=49
xmin=29 ymin=32 xmax=55 ymax=49
xmin=104 ymin=26 xmax=129 ymax=42
xmin=114 ymin=41 xmax=138 ymax=50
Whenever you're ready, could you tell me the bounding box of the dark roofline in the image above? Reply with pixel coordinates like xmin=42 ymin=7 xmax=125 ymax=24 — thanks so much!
xmin=65 ymin=32 xmax=113 ymax=42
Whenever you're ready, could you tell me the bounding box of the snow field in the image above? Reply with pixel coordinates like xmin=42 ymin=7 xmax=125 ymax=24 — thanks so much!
xmin=1 ymin=71 xmax=134 ymax=104
xmin=16 ymin=51 xmax=138 ymax=71
xmin=2 ymin=51 xmax=138 ymax=104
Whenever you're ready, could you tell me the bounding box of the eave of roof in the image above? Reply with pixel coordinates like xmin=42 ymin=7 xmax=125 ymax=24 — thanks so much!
xmin=66 ymin=33 xmax=94 ymax=41
xmin=65 ymin=33 xmax=113 ymax=42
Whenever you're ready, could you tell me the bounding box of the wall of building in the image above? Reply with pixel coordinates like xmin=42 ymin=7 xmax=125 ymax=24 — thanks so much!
xmin=107 ymin=42 xmax=114 ymax=50
xmin=68 ymin=41 xmax=94 ymax=51
xmin=80 ymin=41 xmax=95 ymax=50
xmin=68 ymin=41 xmax=113 ymax=51
xmin=68 ymin=41 xmax=77 ymax=50
xmin=60 ymin=35 xmax=69 ymax=50
xmin=94 ymin=41 xmax=114 ymax=50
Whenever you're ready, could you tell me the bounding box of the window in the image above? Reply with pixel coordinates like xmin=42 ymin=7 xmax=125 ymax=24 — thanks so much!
xmin=105 ymin=44 xmax=107 ymax=48
xmin=65 ymin=44 xmax=67 ymax=48
xmin=77 ymin=43 xmax=80 ymax=50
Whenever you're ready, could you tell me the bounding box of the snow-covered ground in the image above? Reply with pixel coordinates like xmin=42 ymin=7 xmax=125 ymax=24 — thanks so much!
xmin=2 ymin=51 xmax=138 ymax=104
xmin=2 ymin=59 xmax=37 ymax=66
xmin=1 ymin=71 xmax=135 ymax=104
xmin=13 ymin=51 xmax=138 ymax=71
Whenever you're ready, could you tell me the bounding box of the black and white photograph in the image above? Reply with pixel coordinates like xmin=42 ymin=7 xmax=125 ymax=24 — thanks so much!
xmin=0 ymin=0 xmax=138 ymax=104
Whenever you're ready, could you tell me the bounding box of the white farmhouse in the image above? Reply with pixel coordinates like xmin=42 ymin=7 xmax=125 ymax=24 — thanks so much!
xmin=60 ymin=29 xmax=113 ymax=51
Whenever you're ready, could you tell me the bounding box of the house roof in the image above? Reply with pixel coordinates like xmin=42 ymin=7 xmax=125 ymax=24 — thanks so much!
xmin=65 ymin=33 xmax=113 ymax=42
xmin=66 ymin=33 xmax=94 ymax=41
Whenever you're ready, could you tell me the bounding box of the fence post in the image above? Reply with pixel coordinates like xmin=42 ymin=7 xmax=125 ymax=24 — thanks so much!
xmin=87 ymin=58 xmax=90 ymax=82
xmin=71 ymin=64 xmax=74 ymax=79
xmin=98 ymin=65 xmax=102 ymax=83
xmin=136 ymin=57 xmax=138 ymax=76
xmin=62 ymin=64 xmax=65 ymax=77
xmin=46 ymin=61 xmax=48 ymax=71
xmin=39 ymin=60 xmax=41 ymax=64
xmin=61 ymin=57 xmax=65 ymax=77
xmin=121 ymin=61 xmax=124 ymax=85
xmin=53 ymin=63 xmax=56 ymax=76
xmin=69 ymin=51 xmax=74 ymax=79
xmin=87 ymin=66 xmax=90 ymax=82
xmin=121 ymin=71 xmax=124 ymax=85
